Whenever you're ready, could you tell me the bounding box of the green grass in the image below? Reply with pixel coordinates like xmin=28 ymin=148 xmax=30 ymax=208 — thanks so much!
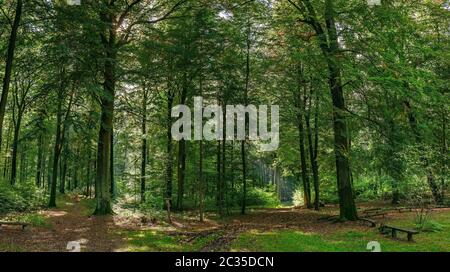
xmin=230 ymin=212 xmax=450 ymax=252
xmin=119 ymin=211 xmax=450 ymax=252
xmin=119 ymin=230 xmax=222 ymax=252
xmin=15 ymin=213 xmax=52 ymax=228
xmin=0 ymin=243 xmax=23 ymax=252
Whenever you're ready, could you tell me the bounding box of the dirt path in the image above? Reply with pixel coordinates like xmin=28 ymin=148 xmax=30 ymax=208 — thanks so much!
xmin=0 ymin=196 xmax=122 ymax=252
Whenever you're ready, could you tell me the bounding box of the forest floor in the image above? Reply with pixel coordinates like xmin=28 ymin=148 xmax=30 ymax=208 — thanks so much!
xmin=1 ymin=195 xmax=449 ymax=252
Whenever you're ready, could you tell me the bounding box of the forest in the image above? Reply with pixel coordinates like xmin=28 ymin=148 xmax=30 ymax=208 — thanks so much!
xmin=0 ymin=0 xmax=449 ymax=252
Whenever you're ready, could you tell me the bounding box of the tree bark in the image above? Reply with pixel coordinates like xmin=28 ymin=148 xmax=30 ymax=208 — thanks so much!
xmin=49 ymin=94 xmax=63 ymax=208
xmin=94 ymin=8 xmax=117 ymax=215
xmin=241 ymin=20 xmax=251 ymax=215
xmin=141 ymin=88 xmax=147 ymax=203
xmin=306 ymin=87 xmax=320 ymax=210
xmin=176 ymin=76 xmax=187 ymax=210
xmin=295 ymin=66 xmax=312 ymax=208
xmin=10 ymin=113 xmax=22 ymax=185
xmin=36 ymin=133 xmax=44 ymax=187
xmin=291 ymin=0 xmax=358 ymax=220
xmin=164 ymin=85 xmax=175 ymax=210
xmin=0 ymin=0 xmax=22 ymax=148
xmin=110 ymin=132 xmax=115 ymax=198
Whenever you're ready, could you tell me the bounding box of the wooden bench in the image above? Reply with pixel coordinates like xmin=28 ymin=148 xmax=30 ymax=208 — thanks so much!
xmin=0 ymin=221 xmax=29 ymax=231
xmin=359 ymin=218 xmax=377 ymax=227
xmin=395 ymin=207 xmax=412 ymax=213
xmin=379 ymin=224 xmax=419 ymax=242
xmin=361 ymin=208 xmax=382 ymax=213
xmin=364 ymin=211 xmax=387 ymax=219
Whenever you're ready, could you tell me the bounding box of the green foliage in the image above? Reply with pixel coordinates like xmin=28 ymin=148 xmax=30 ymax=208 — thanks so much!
xmin=0 ymin=182 xmax=44 ymax=214
xmin=15 ymin=213 xmax=51 ymax=228
xmin=245 ymin=186 xmax=281 ymax=208
xmin=292 ymin=187 xmax=304 ymax=207
xmin=418 ymin=220 xmax=444 ymax=233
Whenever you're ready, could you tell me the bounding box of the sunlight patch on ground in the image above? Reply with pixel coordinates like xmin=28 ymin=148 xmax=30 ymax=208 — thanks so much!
xmin=41 ymin=210 xmax=68 ymax=217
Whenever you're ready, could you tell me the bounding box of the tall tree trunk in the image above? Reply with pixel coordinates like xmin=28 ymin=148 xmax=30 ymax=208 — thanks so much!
xmin=165 ymin=87 xmax=174 ymax=210
xmin=110 ymin=133 xmax=115 ymax=198
xmin=216 ymin=139 xmax=222 ymax=212
xmin=0 ymin=0 xmax=22 ymax=148
xmin=86 ymin=149 xmax=92 ymax=197
xmin=49 ymin=94 xmax=64 ymax=208
xmin=94 ymin=14 xmax=117 ymax=214
xmin=19 ymin=147 xmax=26 ymax=183
xmin=10 ymin=113 xmax=22 ymax=185
xmin=292 ymin=0 xmax=358 ymax=220
xmin=306 ymin=87 xmax=320 ymax=210
xmin=198 ymin=77 xmax=204 ymax=222
xmin=176 ymin=76 xmax=187 ymax=210
xmin=36 ymin=133 xmax=44 ymax=187
xmin=327 ymin=63 xmax=357 ymax=220
xmin=60 ymin=154 xmax=67 ymax=194
xmin=3 ymin=121 xmax=12 ymax=179
xmin=59 ymin=139 xmax=68 ymax=194
xmin=319 ymin=0 xmax=357 ymax=220
xmin=140 ymin=88 xmax=147 ymax=203
xmin=441 ymin=114 xmax=447 ymax=201
xmin=295 ymin=67 xmax=312 ymax=208
xmin=199 ymin=140 xmax=204 ymax=222
xmin=221 ymin=109 xmax=226 ymax=215
xmin=241 ymin=20 xmax=251 ymax=215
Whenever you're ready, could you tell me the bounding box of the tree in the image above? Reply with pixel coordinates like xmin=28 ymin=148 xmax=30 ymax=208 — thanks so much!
xmin=288 ymin=0 xmax=358 ymax=220
xmin=0 ymin=0 xmax=22 ymax=149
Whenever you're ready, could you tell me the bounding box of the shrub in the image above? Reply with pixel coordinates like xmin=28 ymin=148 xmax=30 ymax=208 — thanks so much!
xmin=292 ymin=187 xmax=304 ymax=207
xmin=418 ymin=220 xmax=444 ymax=233
xmin=245 ymin=186 xmax=280 ymax=208
xmin=0 ymin=181 xmax=44 ymax=214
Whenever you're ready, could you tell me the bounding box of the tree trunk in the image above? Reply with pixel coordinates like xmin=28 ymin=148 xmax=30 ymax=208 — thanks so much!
xmin=321 ymin=0 xmax=357 ymax=220
xmin=216 ymin=140 xmax=222 ymax=212
xmin=110 ymin=132 xmax=115 ymax=198
xmin=59 ymin=144 xmax=68 ymax=194
xmin=241 ymin=21 xmax=251 ymax=215
xmin=86 ymin=150 xmax=92 ymax=197
xmin=94 ymin=11 xmax=117 ymax=214
xmin=165 ymin=87 xmax=174 ymax=210
xmin=176 ymin=77 xmax=187 ymax=210
xmin=289 ymin=0 xmax=358 ymax=219
xmin=221 ymin=109 xmax=226 ymax=214
xmin=3 ymin=122 xmax=12 ymax=179
xmin=306 ymin=88 xmax=320 ymax=210
xmin=10 ymin=113 xmax=22 ymax=185
xmin=36 ymin=133 xmax=44 ymax=187
xmin=141 ymin=88 xmax=147 ymax=203
xmin=295 ymin=69 xmax=312 ymax=208
xmin=0 ymin=0 xmax=22 ymax=148
xmin=199 ymin=140 xmax=204 ymax=222
xmin=49 ymin=95 xmax=63 ymax=208
xmin=198 ymin=77 xmax=204 ymax=222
